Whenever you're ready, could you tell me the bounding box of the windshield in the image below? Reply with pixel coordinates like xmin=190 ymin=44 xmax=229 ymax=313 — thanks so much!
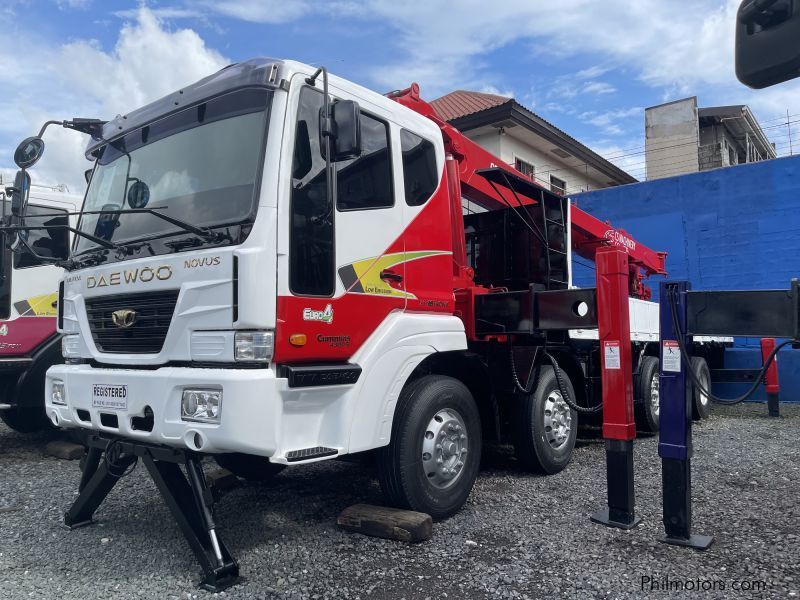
xmin=76 ymin=87 xmax=272 ymax=255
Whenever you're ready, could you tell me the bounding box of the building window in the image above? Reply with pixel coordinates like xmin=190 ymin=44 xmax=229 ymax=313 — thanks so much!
xmin=550 ymin=175 xmax=567 ymax=195
xmin=401 ymin=129 xmax=438 ymax=206
xmin=514 ymin=157 xmax=536 ymax=180
xmin=336 ymin=112 xmax=393 ymax=211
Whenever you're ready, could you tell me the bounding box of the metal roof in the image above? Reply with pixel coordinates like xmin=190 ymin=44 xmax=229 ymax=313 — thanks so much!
xmin=431 ymin=90 xmax=637 ymax=186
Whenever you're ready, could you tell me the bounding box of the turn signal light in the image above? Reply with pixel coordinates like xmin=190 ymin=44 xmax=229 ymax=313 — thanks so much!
xmin=289 ymin=334 xmax=307 ymax=347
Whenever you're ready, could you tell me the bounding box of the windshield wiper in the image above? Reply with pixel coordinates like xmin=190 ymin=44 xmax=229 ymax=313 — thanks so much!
xmin=80 ymin=207 xmax=225 ymax=243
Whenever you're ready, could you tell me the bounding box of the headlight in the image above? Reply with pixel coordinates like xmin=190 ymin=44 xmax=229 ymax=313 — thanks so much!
xmin=181 ymin=389 xmax=222 ymax=423
xmin=61 ymin=334 xmax=80 ymax=359
xmin=234 ymin=331 xmax=274 ymax=362
xmin=51 ymin=380 xmax=67 ymax=406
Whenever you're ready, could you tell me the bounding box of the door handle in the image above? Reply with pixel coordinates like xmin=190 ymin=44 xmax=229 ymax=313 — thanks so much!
xmin=380 ymin=269 xmax=403 ymax=283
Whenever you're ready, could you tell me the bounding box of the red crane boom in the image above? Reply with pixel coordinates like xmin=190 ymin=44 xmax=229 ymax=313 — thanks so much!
xmin=389 ymin=84 xmax=667 ymax=300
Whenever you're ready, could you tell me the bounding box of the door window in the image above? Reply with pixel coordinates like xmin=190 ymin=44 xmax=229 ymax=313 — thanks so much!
xmin=336 ymin=113 xmax=393 ymax=211
xmin=401 ymin=130 xmax=438 ymax=207
xmin=289 ymin=87 xmax=334 ymax=296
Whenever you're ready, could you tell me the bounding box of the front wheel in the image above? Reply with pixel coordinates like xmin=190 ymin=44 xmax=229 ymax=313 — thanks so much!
xmin=512 ymin=366 xmax=577 ymax=474
xmin=0 ymin=405 xmax=52 ymax=433
xmin=377 ymin=375 xmax=482 ymax=521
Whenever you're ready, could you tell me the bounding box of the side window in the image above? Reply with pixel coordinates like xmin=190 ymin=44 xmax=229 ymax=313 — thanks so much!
xmin=289 ymin=87 xmax=334 ymax=296
xmin=400 ymin=129 xmax=438 ymax=207
xmin=14 ymin=204 xmax=68 ymax=269
xmin=336 ymin=113 xmax=393 ymax=211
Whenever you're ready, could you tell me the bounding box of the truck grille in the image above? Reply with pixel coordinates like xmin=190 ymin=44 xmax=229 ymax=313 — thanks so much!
xmin=85 ymin=290 xmax=179 ymax=354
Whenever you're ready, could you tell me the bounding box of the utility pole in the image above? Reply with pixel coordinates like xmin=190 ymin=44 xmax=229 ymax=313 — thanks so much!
xmin=788 ymin=109 xmax=794 ymax=156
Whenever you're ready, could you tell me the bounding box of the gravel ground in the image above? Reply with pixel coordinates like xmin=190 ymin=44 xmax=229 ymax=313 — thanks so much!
xmin=1 ymin=403 xmax=798 ymax=599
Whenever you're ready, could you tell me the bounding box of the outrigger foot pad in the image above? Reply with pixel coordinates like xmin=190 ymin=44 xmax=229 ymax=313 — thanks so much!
xmin=590 ymin=507 xmax=642 ymax=530
xmin=657 ymin=533 xmax=714 ymax=550
xmin=63 ymin=434 xmax=241 ymax=591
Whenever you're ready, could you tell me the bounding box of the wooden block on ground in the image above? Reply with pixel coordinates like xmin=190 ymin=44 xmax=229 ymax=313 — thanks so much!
xmin=45 ymin=440 xmax=85 ymax=461
xmin=205 ymin=468 xmax=240 ymax=491
xmin=337 ymin=503 xmax=432 ymax=542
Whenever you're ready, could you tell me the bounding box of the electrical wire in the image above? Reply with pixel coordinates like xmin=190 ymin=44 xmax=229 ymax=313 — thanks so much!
xmin=103 ymin=439 xmax=138 ymax=479
xmin=665 ymin=286 xmax=795 ymax=405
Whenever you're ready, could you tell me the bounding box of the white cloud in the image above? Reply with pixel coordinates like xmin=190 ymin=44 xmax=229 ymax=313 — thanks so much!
xmin=195 ymin=0 xmax=310 ymax=24
xmin=579 ymin=107 xmax=643 ymax=136
xmin=582 ymin=81 xmax=616 ymax=95
xmin=0 ymin=8 xmax=228 ymax=193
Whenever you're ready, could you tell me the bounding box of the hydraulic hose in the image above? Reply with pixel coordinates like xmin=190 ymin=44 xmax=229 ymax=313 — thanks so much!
xmin=508 ymin=343 xmax=602 ymax=414
xmin=666 ymin=287 xmax=795 ymax=405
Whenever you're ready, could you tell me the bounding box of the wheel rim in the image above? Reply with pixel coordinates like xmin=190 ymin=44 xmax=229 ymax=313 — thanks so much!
xmin=421 ymin=408 xmax=468 ymax=490
xmin=698 ymin=370 xmax=710 ymax=408
xmin=650 ymin=373 xmax=660 ymax=418
xmin=544 ymin=390 xmax=572 ymax=450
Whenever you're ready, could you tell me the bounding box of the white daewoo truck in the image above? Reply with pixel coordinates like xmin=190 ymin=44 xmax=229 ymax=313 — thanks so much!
xmin=2 ymin=59 xmax=717 ymax=588
xmin=0 ymin=182 xmax=80 ymax=432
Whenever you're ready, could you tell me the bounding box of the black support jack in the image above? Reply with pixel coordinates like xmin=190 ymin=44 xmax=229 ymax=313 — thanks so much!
xmin=64 ymin=434 xmax=240 ymax=592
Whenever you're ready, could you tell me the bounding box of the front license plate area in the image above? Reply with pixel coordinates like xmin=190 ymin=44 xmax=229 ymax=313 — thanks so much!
xmin=92 ymin=384 xmax=128 ymax=410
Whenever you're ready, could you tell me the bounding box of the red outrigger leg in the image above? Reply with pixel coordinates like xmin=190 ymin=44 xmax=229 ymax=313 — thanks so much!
xmin=590 ymin=247 xmax=640 ymax=529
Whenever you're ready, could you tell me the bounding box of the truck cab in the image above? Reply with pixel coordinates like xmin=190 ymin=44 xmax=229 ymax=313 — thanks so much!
xmin=42 ymin=60 xmax=460 ymax=476
xmin=0 ymin=184 xmax=80 ymax=432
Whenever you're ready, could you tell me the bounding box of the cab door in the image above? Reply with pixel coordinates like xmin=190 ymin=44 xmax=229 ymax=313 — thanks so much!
xmin=274 ymin=84 xmax=406 ymax=363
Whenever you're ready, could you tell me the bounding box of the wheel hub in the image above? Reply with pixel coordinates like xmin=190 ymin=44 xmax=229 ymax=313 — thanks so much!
xmin=421 ymin=408 xmax=468 ymax=489
xmin=544 ymin=390 xmax=572 ymax=449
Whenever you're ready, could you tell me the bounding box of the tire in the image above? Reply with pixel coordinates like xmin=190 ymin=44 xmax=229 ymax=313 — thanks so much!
xmin=377 ymin=375 xmax=481 ymax=521
xmin=634 ymin=356 xmax=660 ymax=433
xmin=213 ymin=453 xmax=286 ymax=481
xmin=0 ymin=405 xmax=52 ymax=433
xmin=691 ymin=357 xmax=712 ymax=420
xmin=512 ymin=366 xmax=577 ymax=474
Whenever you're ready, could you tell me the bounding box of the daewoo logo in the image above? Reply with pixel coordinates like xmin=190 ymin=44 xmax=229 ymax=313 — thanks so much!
xmin=604 ymin=229 xmax=637 ymax=252
xmin=86 ymin=266 xmax=173 ymax=288
xmin=111 ymin=309 xmax=138 ymax=328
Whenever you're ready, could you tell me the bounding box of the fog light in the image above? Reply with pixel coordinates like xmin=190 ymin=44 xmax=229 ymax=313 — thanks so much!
xmin=234 ymin=331 xmax=274 ymax=362
xmin=181 ymin=389 xmax=222 ymax=423
xmin=51 ymin=380 xmax=67 ymax=406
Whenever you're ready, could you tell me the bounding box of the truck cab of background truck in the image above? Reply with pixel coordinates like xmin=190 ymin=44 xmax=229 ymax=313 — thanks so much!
xmin=45 ymin=58 xmax=464 ymax=472
xmin=0 ymin=185 xmax=80 ymax=432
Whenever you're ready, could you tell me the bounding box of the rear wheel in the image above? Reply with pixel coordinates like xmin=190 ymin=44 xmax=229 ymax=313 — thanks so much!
xmin=634 ymin=356 xmax=660 ymax=433
xmin=691 ymin=357 xmax=712 ymax=420
xmin=213 ymin=453 xmax=286 ymax=481
xmin=512 ymin=366 xmax=577 ymax=474
xmin=377 ymin=375 xmax=481 ymax=520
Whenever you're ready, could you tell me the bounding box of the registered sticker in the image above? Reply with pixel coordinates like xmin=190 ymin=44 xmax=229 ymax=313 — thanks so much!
xmin=603 ymin=341 xmax=621 ymax=370
xmin=663 ymin=340 xmax=681 ymax=372
xmin=92 ymin=384 xmax=128 ymax=410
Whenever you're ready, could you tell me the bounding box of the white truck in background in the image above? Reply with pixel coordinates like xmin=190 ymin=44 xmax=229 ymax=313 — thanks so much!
xmin=0 ymin=180 xmax=80 ymax=432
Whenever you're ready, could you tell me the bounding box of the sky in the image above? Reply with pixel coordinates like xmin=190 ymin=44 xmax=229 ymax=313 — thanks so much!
xmin=1 ymin=0 xmax=799 ymax=195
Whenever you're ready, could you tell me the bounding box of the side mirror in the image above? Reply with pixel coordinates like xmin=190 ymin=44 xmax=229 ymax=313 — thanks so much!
xmin=320 ymin=100 xmax=362 ymax=162
xmin=14 ymin=136 xmax=46 ymax=169
xmin=736 ymin=0 xmax=800 ymax=88
xmin=127 ymin=179 xmax=150 ymax=209
xmin=10 ymin=170 xmax=31 ymax=218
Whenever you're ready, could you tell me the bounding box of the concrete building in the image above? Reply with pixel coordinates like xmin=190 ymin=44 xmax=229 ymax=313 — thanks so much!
xmin=645 ymin=97 xmax=776 ymax=181
xmin=430 ymin=90 xmax=636 ymax=196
